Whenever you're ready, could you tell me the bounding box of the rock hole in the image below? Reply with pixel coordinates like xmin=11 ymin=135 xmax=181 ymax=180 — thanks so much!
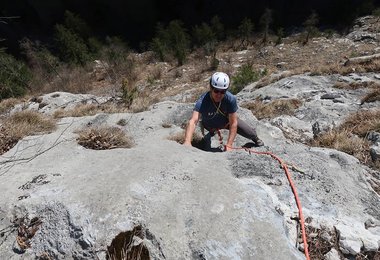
xmin=106 ymin=225 xmax=150 ymax=260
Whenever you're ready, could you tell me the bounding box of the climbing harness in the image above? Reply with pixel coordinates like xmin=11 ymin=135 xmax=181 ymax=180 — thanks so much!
xmin=216 ymin=130 xmax=311 ymax=260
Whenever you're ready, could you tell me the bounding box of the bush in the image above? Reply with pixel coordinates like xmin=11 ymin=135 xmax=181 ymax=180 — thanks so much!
xmin=303 ymin=11 xmax=319 ymax=44
xmin=0 ymin=52 xmax=32 ymax=100
xmin=150 ymin=20 xmax=190 ymax=66
xmin=210 ymin=16 xmax=225 ymax=41
xmin=54 ymin=24 xmax=91 ymax=65
xmin=230 ymin=64 xmax=263 ymax=94
xmin=19 ymin=38 xmax=61 ymax=92
xmin=167 ymin=20 xmax=190 ymax=65
xmin=238 ymin=17 xmax=254 ymax=48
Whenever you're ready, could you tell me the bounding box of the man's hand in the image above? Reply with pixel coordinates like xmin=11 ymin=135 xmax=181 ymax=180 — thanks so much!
xmin=224 ymin=145 xmax=232 ymax=152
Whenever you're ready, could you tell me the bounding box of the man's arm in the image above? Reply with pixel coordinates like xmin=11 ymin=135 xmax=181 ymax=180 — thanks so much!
xmin=183 ymin=111 xmax=200 ymax=146
xmin=225 ymin=112 xmax=238 ymax=151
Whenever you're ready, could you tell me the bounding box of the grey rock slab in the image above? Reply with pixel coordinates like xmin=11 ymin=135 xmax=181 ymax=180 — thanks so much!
xmin=0 ymin=100 xmax=379 ymax=259
xmin=0 ymin=102 xmax=304 ymax=259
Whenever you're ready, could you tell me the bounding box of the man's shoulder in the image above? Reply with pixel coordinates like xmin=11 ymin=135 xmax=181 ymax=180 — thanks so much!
xmin=196 ymin=92 xmax=211 ymax=103
xmin=224 ymin=91 xmax=237 ymax=103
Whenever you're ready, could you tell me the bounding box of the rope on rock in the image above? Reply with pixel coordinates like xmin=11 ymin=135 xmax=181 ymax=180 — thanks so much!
xmin=216 ymin=130 xmax=310 ymax=260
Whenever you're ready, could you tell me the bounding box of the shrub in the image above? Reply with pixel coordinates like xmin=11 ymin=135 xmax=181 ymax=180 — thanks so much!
xmin=259 ymin=8 xmax=273 ymax=44
xmin=210 ymin=16 xmax=225 ymax=41
xmin=230 ymin=64 xmax=262 ymax=94
xmin=121 ymin=79 xmax=138 ymax=107
xmin=150 ymin=20 xmax=190 ymax=65
xmin=0 ymin=52 xmax=32 ymax=100
xmin=63 ymin=10 xmax=91 ymax=38
xmin=192 ymin=23 xmax=215 ymax=47
xmin=238 ymin=17 xmax=254 ymax=48
xmin=167 ymin=20 xmax=190 ymax=65
xmin=303 ymin=11 xmax=319 ymax=44
xmin=77 ymin=126 xmax=133 ymax=150
xmin=54 ymin=24 xmax=91 ymax=65
xmin=275 ymin=27 xmax=284 ymax=45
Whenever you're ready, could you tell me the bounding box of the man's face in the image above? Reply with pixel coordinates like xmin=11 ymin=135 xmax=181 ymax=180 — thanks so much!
xmin=210 ymin=87 xmax=226 ymax=102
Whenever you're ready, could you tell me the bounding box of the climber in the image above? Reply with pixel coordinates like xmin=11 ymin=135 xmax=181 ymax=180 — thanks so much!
xmin=183 ymin=71 xmax=264 ymax=151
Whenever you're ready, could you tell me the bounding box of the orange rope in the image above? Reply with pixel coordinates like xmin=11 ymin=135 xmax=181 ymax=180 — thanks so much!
xmin=217 ymin=131 xmax=310 ymax=260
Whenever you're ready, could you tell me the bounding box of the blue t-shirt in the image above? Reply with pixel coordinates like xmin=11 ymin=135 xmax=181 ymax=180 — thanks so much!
xmin=194 ymin=91 xmax=238 ymax=129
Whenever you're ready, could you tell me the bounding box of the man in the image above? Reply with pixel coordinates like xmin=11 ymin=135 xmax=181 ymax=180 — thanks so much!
xmin=183 ymin=72 xmax=264 ymax=151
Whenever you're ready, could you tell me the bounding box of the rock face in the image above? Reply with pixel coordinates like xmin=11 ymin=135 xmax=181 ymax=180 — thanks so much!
xmin=0 ymin=80 xmax=379 ymax=259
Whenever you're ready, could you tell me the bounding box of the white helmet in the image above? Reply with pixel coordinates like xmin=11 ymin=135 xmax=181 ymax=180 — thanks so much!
xmin=210 ymin=72 xmax=230 ymax=90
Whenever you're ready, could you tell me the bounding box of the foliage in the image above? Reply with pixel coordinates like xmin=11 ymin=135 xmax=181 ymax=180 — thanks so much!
xmin=210 ymin=16 xmax=225 ymax=41
xmin=0 ymin=52 xmax=32 ymax=100
xmin=275 ymin=27 xmax=284 ymax=45
xmin=63 ymin=10 xmax=91 ymax=38
xmin=303 ymin=11 xmax=319 ymax=44
xmin=54 ymin=24 xmax=91 ymax=65
xmin=238 ymin=17 xmax=254 ymax=48
xmin=103 ymin=36 xmax=130 ymax=67
xmin=150 ymin=20 xmax=190 ymax=66
xmin=259 ymin=8 xmax=273 ymax=44
xmin=193 ymin=23 xmax=216 ymax=48
xmin=19 ymin=38 xmax=61 ymax=89
xmin=121 ymin=79 xmax=138 ymax=107
xmin=373 ymin=8 xmax=380 ymax=18
xmin=166 ymin=20 xmax=190 ymax=65
xmin=54 ymin=11 xmax=94 ymax=65
xmin=230 ymin=64 xmax=264 ymax=94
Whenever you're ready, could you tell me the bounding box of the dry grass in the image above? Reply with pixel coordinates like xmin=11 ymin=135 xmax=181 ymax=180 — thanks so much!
xmin=36 ymin=66 xmax=95 ymax=95
xmin=340 ymin=110 xmax=380 ymax=137
xmin=0 ymin=98 xmax=24 ymax=114
xmin=312 ymin=130 xmax=370 ymax=162
xmin=333 ymin=81 xmax=380 ymax=90
xmin=361 ymin=88 xmax=380 ymax=104
xmin=311 ymin=109 xmax=380 ymax=170
xmin=53 ymin=103 xmax=128 ymax=118
xmin=304 ymin=225 xmax=336 ymax=260
xmin=76 ymin=126 xmax=133 ymax=150
xmin=0 ymin=110 xmax=56 ymax=155
xmin=242 ymin=98 xmax=302 ymax=120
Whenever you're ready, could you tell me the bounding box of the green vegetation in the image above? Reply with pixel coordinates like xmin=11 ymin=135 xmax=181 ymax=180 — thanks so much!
xmin=230 ymin=64 xmax=266 ymax=94
xmin=150 ymin=20 xmax=190 ymax=65
xmin=303 ymin=11 xmax=320 ymax=44
xmin=238 ymin=18 xmax=254 ymax=48
xmin=259 ymin=8 xmax=273 ymax=45
xmin=0 ymin=52 xmax=32 ymax=100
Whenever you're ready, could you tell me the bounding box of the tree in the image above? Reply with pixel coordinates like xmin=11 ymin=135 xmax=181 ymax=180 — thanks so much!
xmin=210 ymin=16 xmax=225 ymax=41
xmin=260 ymin=8 xmax=273 ymax=45
xmin=150 ymin=20 xmax=190 ymax=66
xmin=238 ymin=17 xmax=254 ymax=48
xmin=303 ymin=11 xmax=319 ymax=44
